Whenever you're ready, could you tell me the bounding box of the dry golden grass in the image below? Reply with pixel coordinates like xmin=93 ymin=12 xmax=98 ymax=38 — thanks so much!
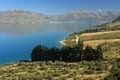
xmin=76 ymin=72 xmax=110 ymax=80
xmin=105 ymin=22 xmax=120 ymax=27
xmin=80 ymin=30 xmax=120 ymax=37
xmin=84 ymin=39 xmax=120 ymax=48
xmin=81 ymin=30 xmax=120 ymax=59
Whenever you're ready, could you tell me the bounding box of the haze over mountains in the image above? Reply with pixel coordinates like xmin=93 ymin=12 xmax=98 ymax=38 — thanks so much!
xmin=0 ymin=10 xmax=120 ymax=24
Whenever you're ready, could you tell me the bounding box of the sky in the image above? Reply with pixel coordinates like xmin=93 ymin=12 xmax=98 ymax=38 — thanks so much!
xmin=0 ymin=0 xmax=120 ymax=14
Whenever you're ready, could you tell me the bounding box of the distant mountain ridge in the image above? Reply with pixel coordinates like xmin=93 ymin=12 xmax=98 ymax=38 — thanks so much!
xmin=113 ymin=16 xmax=120 ymax=22
xmin=0 ymin=10 xmax=120 ymax=24
xmin=0 ymin=10 xmax=50 ymax=24
xmin=50 ymin=10 xmax=120 ymax=25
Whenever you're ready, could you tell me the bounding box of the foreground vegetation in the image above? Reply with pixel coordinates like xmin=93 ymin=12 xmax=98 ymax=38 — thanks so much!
xmin=0 ymin=59 xmax=119 ymax=80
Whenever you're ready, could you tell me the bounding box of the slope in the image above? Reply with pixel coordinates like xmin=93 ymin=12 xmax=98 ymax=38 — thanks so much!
xmin=64 ymin=17 xmax=120 ymax=59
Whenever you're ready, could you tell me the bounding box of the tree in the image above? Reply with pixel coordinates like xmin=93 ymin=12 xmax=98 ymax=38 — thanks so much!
xmin=31 ymin=40 xmax=103 ymax=62
xmin=31 ymin=45 xmax=42 ymax=61
xmin=82 ymin=45 xmax=103 ymax=61
xmin=82 ymin=45 xmax=97 ymax=61
xmin=96 ymin=45 xmax=103 ymax=60
xmin=60 ymin=46 xmax=73 ymax=62
xmin=75 ymin=39 xmax=83 ymax=52
xmin=49 ymin=47 xmax=60 ymax=61
xmin=73 ymin=40 xmax=83 ymax=61
xmin=31 ymin=45 xmax=49 ymax=61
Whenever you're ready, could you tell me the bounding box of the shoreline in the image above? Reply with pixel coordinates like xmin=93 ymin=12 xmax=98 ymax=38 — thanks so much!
xmin=59 ymin=35 xmax=79 ymax=46
xmin=59 ymin=40 xmax=66 ymax=45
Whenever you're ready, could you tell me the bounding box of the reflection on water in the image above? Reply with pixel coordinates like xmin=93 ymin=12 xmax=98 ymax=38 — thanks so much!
xmin=0 ymin=23 xmax=91 ymax=35
xmin=0 ymin=23 xmax=92 ymax=64
xmin=49 ymin=23 xmax=90 ymax=34
xmin=0 ymin=24 xmax=48 ymax=35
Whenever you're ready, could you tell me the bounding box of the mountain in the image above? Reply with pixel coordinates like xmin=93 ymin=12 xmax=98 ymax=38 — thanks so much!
xmin=50 ymin=10 xmax=120 ymax=25
xmin=0 ymin=10 xmax=120 ymax=24
xmin=0 ymin=10 xmax=51 ymax=24
xmin=94 ymin=16 xmax=120 ymax=31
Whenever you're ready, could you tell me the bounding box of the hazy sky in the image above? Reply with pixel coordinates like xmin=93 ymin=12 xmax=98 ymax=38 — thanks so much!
xmin=0 ymin=0 xmax=120 ymax=14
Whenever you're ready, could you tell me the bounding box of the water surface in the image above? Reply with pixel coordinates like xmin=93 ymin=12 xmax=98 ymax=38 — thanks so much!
xmin=0 ymin=23 xmax=92 ymax=64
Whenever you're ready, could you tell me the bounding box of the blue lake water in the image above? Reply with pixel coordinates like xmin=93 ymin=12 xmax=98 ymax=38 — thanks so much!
xmin=0 ymin=23 xmax=92 ymax=64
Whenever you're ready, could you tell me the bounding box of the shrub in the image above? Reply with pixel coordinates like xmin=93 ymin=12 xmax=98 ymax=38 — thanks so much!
xmin=84 ymin=70 xmax=95 ymax=74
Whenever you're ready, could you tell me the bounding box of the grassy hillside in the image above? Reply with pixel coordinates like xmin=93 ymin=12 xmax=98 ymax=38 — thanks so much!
xmin=94 ymin=21 xmax=120 ymax=31
xmin=113 ymin=16 xmax=120 ymax=22
xmin=64 ymin=18 xmax=120 ymax=59
xmin=0 ymin=60 xmax=119 ymax=80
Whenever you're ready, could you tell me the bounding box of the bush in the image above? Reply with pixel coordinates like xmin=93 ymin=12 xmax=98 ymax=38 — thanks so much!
xmin=40 ymin=62 xmax=48 ymax=70
xmin=84 ymin=70 xmax=95 ymax=74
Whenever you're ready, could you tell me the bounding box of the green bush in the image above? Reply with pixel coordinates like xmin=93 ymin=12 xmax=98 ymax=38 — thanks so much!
xmin=84 ymin=70 xmax=95 ymax=74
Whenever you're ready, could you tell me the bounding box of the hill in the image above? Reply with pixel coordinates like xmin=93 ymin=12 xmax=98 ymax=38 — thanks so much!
xmin=0 ymin=10 xmax=119 ymax=24
xmin=57 ymin=17 xmax=120 ymax=79
xmin=83 ymin=17 xmax=120 ymax=33
xmin=113 ymin=16 xmax=120 ymax=22
xmin=63 ymin=17 xmax=120 ymax=59
xmin=93 ymin=17 xmax=120 ymax=31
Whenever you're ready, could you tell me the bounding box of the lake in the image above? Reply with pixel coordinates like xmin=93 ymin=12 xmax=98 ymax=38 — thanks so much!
xmin=0 ymin=23 xmax=92 ymax=64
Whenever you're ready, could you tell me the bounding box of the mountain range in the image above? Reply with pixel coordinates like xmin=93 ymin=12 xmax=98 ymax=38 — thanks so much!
xmin=0 ymin=10 xmax=120 ymax=24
